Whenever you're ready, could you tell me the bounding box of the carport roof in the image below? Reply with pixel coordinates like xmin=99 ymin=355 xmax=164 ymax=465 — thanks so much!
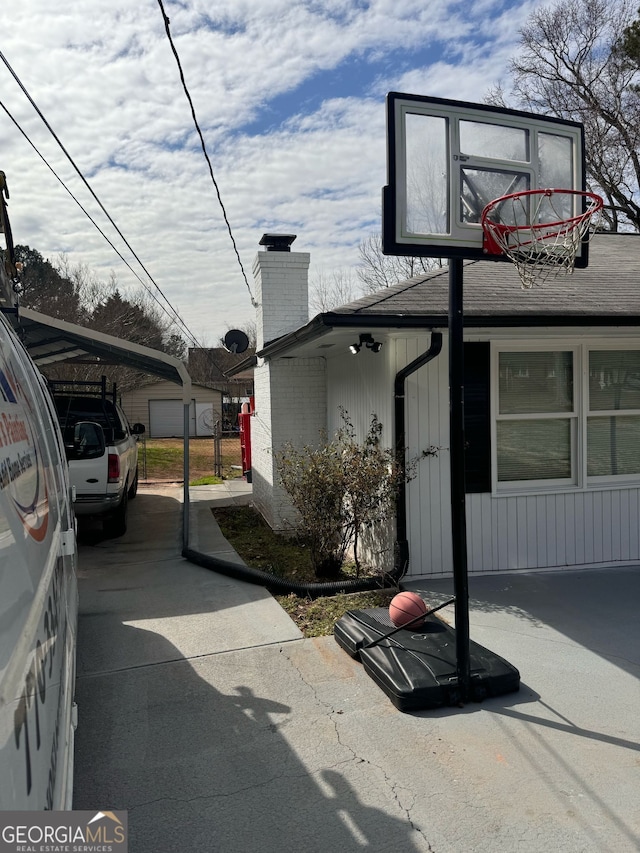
xmin=16 ymin=306 xmax=191 ymax=394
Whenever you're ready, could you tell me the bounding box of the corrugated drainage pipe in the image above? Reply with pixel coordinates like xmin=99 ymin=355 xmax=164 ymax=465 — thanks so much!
xmin=182 ymin=331 xmax=443 ymax=599
xmin=182 ymin=545 xmax=396 ymax=599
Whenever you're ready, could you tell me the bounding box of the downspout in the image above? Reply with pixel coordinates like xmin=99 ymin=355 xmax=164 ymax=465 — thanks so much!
xmin=393 ymin=331 xmax=443 ymax=577
xmin=183 ymin=330 xmax=443 ymax=599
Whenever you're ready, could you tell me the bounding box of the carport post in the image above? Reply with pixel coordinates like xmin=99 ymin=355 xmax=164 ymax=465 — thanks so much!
xmin=183 ymin=400 xmax=190 ymax=550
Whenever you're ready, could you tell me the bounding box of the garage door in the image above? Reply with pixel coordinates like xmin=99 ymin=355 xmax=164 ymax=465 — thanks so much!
xmin=149 ymin=400 xmax=196 ymax=437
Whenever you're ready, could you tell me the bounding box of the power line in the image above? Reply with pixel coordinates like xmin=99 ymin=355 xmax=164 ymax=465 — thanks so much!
xmin=0 ymin=48 xmax=203 ymax=347
xmin=156 ymin=0 xmax=258 ymax=308
xmin=0 ymin=98 xmax=202 ymax=348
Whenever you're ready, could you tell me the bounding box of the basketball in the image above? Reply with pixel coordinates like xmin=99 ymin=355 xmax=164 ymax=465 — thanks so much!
xmin=388 ymin=591 xmax=427 ymax=628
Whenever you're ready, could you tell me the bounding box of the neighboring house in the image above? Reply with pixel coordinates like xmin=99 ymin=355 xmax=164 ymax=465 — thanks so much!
xmin=188 ymin=347 xmax=255 ymax=429
xmin=247 ymin=231 xmax=640 ymax=579
xmin=120 ymin=379 xmax=223 ymax=437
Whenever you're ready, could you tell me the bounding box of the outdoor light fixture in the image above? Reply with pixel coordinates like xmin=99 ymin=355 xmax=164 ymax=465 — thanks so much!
xmin=349 ymin=333 xmax=383 ymax=354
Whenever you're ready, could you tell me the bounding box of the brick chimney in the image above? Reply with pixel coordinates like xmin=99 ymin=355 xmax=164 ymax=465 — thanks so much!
xmin=253 ymin=234 xmax=310 ymax=351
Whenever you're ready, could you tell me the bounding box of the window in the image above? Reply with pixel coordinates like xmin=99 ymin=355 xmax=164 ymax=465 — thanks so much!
xmin=493 ymin=345 xmax=640 ymax=491
xmin=587 ymin=350 xmax=640 ymax=478
xmin=496 ymin=350 xmax=575 ymax=485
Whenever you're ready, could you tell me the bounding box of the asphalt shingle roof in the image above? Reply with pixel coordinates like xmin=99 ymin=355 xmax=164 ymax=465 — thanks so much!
xmin=331 ymin=232 xmax=640 ymax=323
xmin=257 ymin=233 xmax=640 ymax=359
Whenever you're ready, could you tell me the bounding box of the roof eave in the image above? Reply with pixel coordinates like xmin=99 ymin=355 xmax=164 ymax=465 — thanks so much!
xmin=256 ymin=310 xmax=640 ymax=359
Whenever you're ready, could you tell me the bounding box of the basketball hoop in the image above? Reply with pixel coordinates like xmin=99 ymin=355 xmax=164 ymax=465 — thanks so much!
xmin=481 ymin=188 xmax=604 ymax=288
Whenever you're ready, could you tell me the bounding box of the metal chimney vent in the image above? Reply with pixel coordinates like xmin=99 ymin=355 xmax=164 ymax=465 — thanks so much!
xmin=259 ymin=233 xmax=297 ymax=252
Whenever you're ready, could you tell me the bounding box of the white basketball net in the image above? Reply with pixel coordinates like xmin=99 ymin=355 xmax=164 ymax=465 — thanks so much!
xmin=481 ymin=189 xmax=603 ymax=289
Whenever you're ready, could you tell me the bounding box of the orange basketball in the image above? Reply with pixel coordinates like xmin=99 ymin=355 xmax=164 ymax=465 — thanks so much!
xmin=388 ymin=591 xmax=427 ymax=628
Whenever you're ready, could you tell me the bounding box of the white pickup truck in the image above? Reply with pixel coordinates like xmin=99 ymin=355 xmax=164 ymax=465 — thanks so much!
xmin=52 ymin=387 xmax=145 ymax=537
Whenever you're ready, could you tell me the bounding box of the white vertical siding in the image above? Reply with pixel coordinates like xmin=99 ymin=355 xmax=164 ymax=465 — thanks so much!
xmin=325 ymin=340 xmax=400 ymax=572
xmin=460 ymin=488 xmax=640 ymax=575
xmin=326 ymin=342 xmax=395 ymax=441
xmin=400 ymin=336 xmax=454 ymax=577
xmin=400 ymin=333 xmax=640 ymax=577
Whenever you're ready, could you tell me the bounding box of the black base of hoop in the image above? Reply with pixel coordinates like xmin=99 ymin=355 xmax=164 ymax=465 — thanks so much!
xmin=334 ymin=607 xmax=521 ymax=712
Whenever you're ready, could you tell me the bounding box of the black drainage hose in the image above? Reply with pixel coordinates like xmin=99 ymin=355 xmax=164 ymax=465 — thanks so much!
xmin=182 ymin=545 xmax=406 ymax=600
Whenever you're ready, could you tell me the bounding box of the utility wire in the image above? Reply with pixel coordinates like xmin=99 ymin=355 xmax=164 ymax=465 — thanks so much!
xmin=0 ymin=97 xmax=202 ymax=348
xmin=0 ymin=48 xmax=203 ymax=346
xmin=157 ymin=0 xmax=257 ymax=308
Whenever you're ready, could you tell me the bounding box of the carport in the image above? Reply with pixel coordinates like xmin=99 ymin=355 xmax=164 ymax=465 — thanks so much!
xmin=15 ymin=306 xmax=194 ymax=547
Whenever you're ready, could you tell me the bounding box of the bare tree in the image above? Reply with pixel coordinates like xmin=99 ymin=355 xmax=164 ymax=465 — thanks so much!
xmin=498 ymin=0 xmax=640 ymax=232
xmin=310 ymin=268 xmax=362 ymax=313
xmin=21 ymin=249 xmax=187 ymax=390
xmin=357 ymin=234 xmax=444 ymax=293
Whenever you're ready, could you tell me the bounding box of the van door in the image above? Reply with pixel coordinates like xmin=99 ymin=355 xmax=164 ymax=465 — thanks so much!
xmin=0 ymin=311 xmax=78 ymax=810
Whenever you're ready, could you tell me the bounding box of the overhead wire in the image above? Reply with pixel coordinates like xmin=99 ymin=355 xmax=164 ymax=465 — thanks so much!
xmin=0 ymin=98 xmax=202 ymax=348
xmin=156 ymin=0 xmax=258 ymax=308
xmin=0 ymin=48 xmax=203 ymax=348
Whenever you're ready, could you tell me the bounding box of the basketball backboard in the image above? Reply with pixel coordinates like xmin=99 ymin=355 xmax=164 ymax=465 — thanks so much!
xmin=382 ymin=93 xmax=588 ymax=266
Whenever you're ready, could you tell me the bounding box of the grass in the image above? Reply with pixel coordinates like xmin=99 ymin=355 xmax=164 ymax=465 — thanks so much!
xmin=212 ymin=505 xmax=315 ymax=581
xmin=140 ymin=437 xmax=242 ymax=483
xmin=276 ymin=590 xmax=395 ymax=638
xmin=212 ymin=504 xmax=396 ymax=636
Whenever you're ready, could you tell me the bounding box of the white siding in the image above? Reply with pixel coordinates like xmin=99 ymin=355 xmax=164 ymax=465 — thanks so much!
xmin=327 ymin=336 xmax=426 ymax=573
xmin=401 ymin=332 xmax=640 ymax=577
xmin=464 ymin=488 xmax=640 ymax=574
xmin=402 ymin=336 xmax=453 ymax=577
xmin=326 ymin=338 xmax=395 ymax=441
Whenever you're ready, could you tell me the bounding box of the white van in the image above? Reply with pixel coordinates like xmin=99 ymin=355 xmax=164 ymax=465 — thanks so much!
xmin=0 ymin=191 xmax=78 ymax=809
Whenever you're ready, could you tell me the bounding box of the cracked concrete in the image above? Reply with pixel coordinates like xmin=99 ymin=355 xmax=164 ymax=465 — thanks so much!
xmin=73 ymin=484 xmax=640 ymax=852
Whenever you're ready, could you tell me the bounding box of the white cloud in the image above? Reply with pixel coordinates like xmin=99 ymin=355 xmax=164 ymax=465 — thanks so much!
xmin=1 ymin=0 xmax=549 ymax=345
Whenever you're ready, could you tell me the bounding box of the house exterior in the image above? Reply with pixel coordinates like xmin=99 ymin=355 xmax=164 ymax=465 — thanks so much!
xmin=120 ymin=379 xmax=223 ymax=437
xmin=248 ymin=231 xmax=640 ymax=579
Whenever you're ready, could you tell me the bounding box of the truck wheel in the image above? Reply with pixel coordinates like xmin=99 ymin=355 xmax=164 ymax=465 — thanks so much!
xmin=104 ymin=493 xmax=128 ymax=538
xmin=128 ymin=467 xmax=139 ymax=499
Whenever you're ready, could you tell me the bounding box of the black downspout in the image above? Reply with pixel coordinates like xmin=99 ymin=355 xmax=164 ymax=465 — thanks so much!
xmin=183 ymin=330 xmax=444 ymax=599
xmin=393 ymin=331 xmax=443 ymax=577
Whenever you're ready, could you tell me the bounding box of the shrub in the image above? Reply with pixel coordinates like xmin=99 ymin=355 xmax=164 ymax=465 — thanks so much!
xmin=275 ymin=410 xmax=402 ymax=578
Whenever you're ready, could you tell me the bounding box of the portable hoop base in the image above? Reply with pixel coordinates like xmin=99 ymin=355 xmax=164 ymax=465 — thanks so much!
xmin=334 ymin=608 xmax=520 ymax=713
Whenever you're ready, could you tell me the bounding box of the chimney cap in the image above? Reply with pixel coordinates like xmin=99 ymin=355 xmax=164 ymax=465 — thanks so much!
xmin=259 ymin=233 xmax=297 ymax=252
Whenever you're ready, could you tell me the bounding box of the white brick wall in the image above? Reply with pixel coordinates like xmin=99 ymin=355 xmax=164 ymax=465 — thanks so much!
xmin=252 ymin=250 xmax=310 ymax=349
xmin=251 ymin=356 xmax=327 ymax=531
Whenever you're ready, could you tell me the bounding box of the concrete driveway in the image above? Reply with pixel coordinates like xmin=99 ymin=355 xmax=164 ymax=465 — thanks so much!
xmin=73 ymin=484 xmax=640 ymax=852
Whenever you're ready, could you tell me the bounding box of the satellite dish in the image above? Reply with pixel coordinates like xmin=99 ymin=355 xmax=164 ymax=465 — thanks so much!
xmin=223 ymin=329 xmax=249 ymax=354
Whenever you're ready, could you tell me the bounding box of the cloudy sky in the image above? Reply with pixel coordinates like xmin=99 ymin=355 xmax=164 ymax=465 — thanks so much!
xmin=0 ymin=0 xmax=549 ymax=347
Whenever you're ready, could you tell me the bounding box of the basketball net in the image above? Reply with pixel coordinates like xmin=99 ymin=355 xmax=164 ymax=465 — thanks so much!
xmin=481 ymin=189 xmax=604 ymax=288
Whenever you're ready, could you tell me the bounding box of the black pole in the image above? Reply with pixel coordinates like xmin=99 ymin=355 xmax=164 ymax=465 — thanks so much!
xmin=448 ymin=257 xmax=471 ymax=701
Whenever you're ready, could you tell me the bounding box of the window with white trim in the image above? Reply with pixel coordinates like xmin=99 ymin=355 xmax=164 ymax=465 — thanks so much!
xmin=587 ymin=350 xmax=640 ymax=478
xmin=494 ymin=345 xmax=640 ymax=490
xmin=496 ymin=349 xmax=576 ymax=486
